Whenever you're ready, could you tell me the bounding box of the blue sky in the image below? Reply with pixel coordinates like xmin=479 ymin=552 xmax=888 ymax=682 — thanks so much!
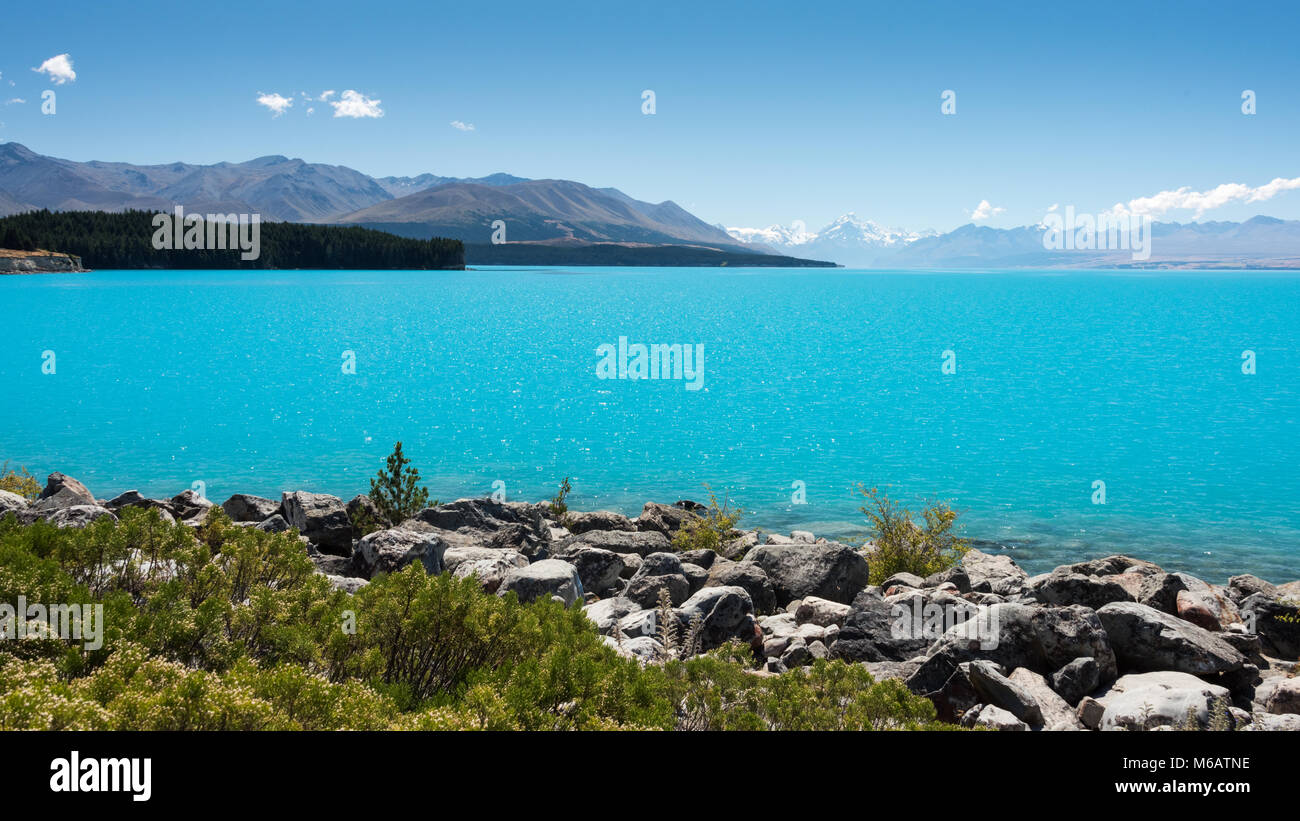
xmin=2 ymin=0 xmax=1297 ymax=232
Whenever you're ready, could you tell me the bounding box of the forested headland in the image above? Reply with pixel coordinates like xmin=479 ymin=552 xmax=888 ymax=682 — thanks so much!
xmin=0 ymin=210 xmax=464 ymax=270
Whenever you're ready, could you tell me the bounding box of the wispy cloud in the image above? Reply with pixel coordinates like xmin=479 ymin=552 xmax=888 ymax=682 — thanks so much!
xmin=450 ymin=120 xmax=475 ymax=131
xmin=33 ymin=54 xmax=77 ymax=84
xmin=330 ymin=90 xmax=383 ymax=118
xmin=255 ymin=92 xmax=293 ymax=117
xmin=5 ymin=98 xmax=25 ymax=105
xmin=1111 ymin=176 xmax=1300 ymax=219
xmin=319 ymin=90 xmax=336 ymax=101
xmin=969 ymin=199 xmax=1005 ymax=221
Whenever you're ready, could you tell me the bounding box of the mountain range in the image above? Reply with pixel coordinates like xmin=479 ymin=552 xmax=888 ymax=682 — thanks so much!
xmin=725 ymin=214 xmax=938 ymax=267
xmin=727 ymin=214 xmax=1300 ymax=269
xmin=4 ymin=141 xmax=1299 ymax=268
xmin=0 ymin=142 xmax=754 ymax=253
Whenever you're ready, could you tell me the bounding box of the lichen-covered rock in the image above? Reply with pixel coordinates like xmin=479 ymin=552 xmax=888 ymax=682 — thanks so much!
xmin=497 ymin=559 xmax=583 ymax=606
xmin=353 ymin=528 xmax=446 ymax=578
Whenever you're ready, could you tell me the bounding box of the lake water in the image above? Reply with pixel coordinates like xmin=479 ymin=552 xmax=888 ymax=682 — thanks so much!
xmin=3 ymin=266 xmax=1298 ymax=583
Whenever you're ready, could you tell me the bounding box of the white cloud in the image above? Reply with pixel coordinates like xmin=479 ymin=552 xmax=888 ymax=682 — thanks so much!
xmin=255 ymin=92 xmax=293 ymax=117
xmin=969 ymin=199 xmax=1005 ymax=221
xmin=306 ymin=107 xmax=315 ymax=116
xmin=1046 ymin=203 xmax=1059 ymax=212
xmin=33 ymin=54 xmax=77 ymax=84
xmin=330 ymin=90 xmax=382 ymax=118
xmin=319 ymin=90 xmax=336 ymax=101
xmin=450 ymin=120 xmax=475 ymax=131
xmin=1111 ymin=176 xmax=1300 ymax=219
xmin=5 ymin=98 xmax=25 ymax=105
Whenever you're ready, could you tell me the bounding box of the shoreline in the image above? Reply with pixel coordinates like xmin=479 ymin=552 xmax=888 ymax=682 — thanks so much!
xmin=5 ymin=471 xmax=1298 ymax=731
xmin=0 ymin=250 xmax=87 ymax=274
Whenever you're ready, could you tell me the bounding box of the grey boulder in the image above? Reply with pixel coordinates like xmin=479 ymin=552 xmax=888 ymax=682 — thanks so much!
xmin=497 ymin=559 xmax=584 ymax=606
xmin=282 ymin=491 xmax=353 ymax=556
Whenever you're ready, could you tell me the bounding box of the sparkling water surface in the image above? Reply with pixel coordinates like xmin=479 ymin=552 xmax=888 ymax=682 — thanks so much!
xmin=3 ymin=266 xmax=1297 ymax=583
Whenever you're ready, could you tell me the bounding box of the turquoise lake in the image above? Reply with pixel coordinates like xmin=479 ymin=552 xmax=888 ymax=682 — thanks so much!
xmin=2 ymin=266 xmax=1298 ymax=583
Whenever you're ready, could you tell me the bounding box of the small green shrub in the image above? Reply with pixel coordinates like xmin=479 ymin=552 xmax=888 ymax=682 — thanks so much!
xmin=0 ymin=510 xmax=962 ymax=732
xmin=672 ymin=488 xmax=743 ymax=553
xmin=859 ymin=485 xmax=969 ymax=585
xmin=549 ymin=476 xmax=573 ymax=528
xmin=367 ymin=442 xmax=430 ymax=524
xmin=0 ymin=462 xmax=41 ymax=500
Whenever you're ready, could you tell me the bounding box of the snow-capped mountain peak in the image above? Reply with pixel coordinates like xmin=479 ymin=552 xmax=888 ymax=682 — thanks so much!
xmin=725 ymin=214 xmax=937 ymax=263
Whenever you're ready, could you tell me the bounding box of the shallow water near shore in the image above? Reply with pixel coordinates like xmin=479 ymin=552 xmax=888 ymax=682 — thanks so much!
xmin=2 ymin=266 xmax=1298 ymax=583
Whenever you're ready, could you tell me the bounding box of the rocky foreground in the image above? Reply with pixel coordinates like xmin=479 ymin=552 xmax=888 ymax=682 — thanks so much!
xmin=4 ymin=472 xmax=1299 ymax=732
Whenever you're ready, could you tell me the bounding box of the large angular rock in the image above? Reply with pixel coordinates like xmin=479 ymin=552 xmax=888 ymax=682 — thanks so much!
xmin=565 ymin=510 xmax=635 ymax=534
xmin=1094 ymin=671 xmax=1232 ymax=731
xmin=634 ymin=501 xmax=700 ymax=538
xmin=45 ymin=504 xmax=117 ymax=529
xmin=255 ymin=514 xmax=290 ymax=533
xmin=964 ymin=660 xmax=1043 ymax=726
xmin=1009 ymin=667 xmax=1084 ymax=730
xmin=556 ymin=547 xmax=625 ymax=596
xmin=963 ymin=704 xmax=1028 ymax=731
xmin=704 ymin=560 xmax=776 ymax=615
xmin=961 ymin=548 xmax=1029 ymax=595
xmin=1228 ymin=574 xmax=1277 ymax=602
xmin=906 ymin=603 xmax=1117 ymax=697
xmin=558 ymin=529 xmax=672 ymax=557
xmin=1096 ymin=601 xmax=1248 ymax=678
xmin=583 ymin=597 xmax=641 ymax=633
xmin=1026 ymin=570 xmax=1135 ymax=610
xmin=282 ymin=491 xmax=354 ymax=555
xmin=830 ymin=590 xmax=969 ymax=663
xmin=34 ymin=472 xmax=96 ymax=511
xmin=221 ymin=494 xmax=280 ymax=523
xmin=345 ymin=493 xmax=385 ymax=531
xmin=402 ymin=498 xmax=552 ymax=557
xmin=1264 ymin=678 xmax=1300 ymax=715
xmin=741 ymin=541 xmax=869 ymax=606
xmin=1240 ymin=593 xmax=1300 ymax=660
xmin=1063 ymin=555 xmax=1164 ymax=578
xmin=169 ymin=489 xmax=213 ymax=523
xmin=452 ymin=551 xmax=530 ymax=593
xmin=795 ymin=596 xmax=853 ymax=627
xmin=353 ymin=528 xmax=447 ymax=578
xmin=672 ymin=585 xmax=756 ymax=652
xmin=625 ymin=573 xmax=690 ymax=609
xmin=104 ymin=490 xmax=175 ymax=520
xmin=497 ymin=559 xmax=584 ymax=606
xmin=1050 ymin=656 xmax=1101 ymax=705
xmin=0 ymin=489 xmax=28 ymax=518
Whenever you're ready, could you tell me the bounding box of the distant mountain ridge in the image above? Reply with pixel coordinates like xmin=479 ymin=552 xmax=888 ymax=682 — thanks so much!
xmin=0 ymin=142 xmax=757 ymax=253
xmin=340 ymin=178 xmax=748 ymax=248
xmin=0 ymin=142 xmax=391 ymax=222
xmin=726 ymin=213 xmax=936 ymax=266
xmin=729 ymin=212 xmax=1300 ymax=268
